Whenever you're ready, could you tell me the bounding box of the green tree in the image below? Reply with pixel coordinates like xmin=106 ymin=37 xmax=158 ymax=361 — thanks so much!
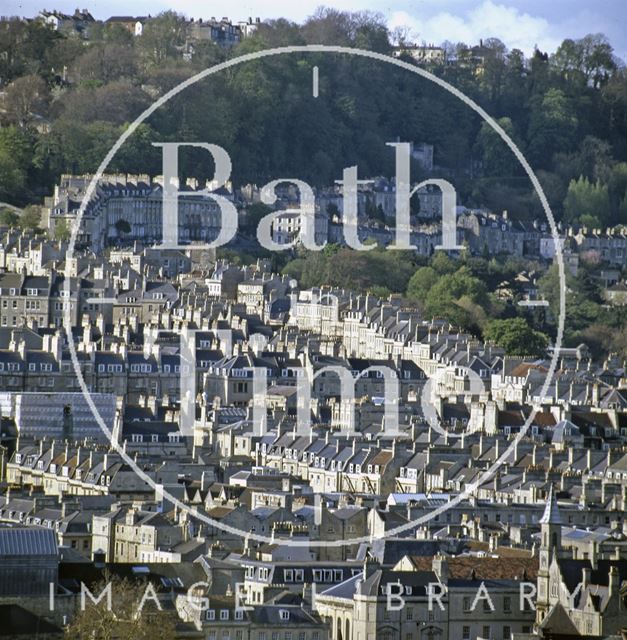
xmin=406 ymin=266 xmax=438 ymax=301
xmin=608 ymin=162 xmax=627 ymax=223
xmin=483 ymin=318 xmax=549 ymax=356
xmin=19 ymin=204 xmax=42 ymax=230
xmin=138 ymin=12 xmax=187 ymax=67
xmin=475 ymin=117 xmax=519 ymax=177
xmin=0 ymin=125 xmax=32 ymax=202
xmin=0 ymin=149 xmax=26 ymax=201
xmin=424 ymin=268 xmax=489 ymax=330
xmin=243 ymin=202 xmax=272 ymax=236
xmin=53 ymin=219 xmax=71 ymax=242
xmin=527 ymin=89 xmax=578 ymax=167
xmin=0 ymin=208 xmax=20 ymax=226
xmin=430 ymin=251 xmax=456 ymax=275
xmin=551 ymin=34 xmax=616 ymax=88
xmin=71 ymin=43 xmax=137 ymax=85
xmin=563 ymin=176 xmax=610 ymax=226
xmin=1 ymin=74 xmax=49 ymax=126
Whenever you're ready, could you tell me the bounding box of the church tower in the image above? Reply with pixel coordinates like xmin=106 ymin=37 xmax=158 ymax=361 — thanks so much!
xmin=537 ymin=485 xmax=562 ymax=622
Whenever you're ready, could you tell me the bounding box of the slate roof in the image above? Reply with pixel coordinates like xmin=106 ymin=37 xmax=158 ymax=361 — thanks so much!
xmin=0 ymin=527 xmax=58 ymax=556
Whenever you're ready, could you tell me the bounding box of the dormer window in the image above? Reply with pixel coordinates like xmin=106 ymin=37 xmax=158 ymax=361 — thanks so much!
xmin=279 ymin=610 xmax=290 ymax=621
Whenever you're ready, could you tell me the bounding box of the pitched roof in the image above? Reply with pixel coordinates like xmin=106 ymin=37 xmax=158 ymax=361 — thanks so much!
xmin=0 ymin=527 xmax=58 ymax=556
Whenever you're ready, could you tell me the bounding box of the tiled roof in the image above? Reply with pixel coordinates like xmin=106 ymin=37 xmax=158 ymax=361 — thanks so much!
xmin=406 ymin=555 xmax=538 ymax=580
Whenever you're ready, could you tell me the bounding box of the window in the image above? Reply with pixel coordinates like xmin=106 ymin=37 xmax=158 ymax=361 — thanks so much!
xmin=284 ymin=569 xmax=293 ymax=582
xmin=406 ymin=607 xmax=413 ymax=620
xmin=462 ymin=628 xmax=470 ymax=640
xmin=503 ymin=626 xmax=511 ymax=639
xmin=482 ymin=626 xmax=490 ymax=639
xmin=504 ymin=596 xmax=511 ymax=612
xmin=220 ymin=610 xmax=229 ymax=620
xmin=206 ymin=610 xmax=215 ymax=620
xmin=279 ymin=609 xmax=290 ymax=621
xmin=463 ymin=597 xmax=472 ymax=612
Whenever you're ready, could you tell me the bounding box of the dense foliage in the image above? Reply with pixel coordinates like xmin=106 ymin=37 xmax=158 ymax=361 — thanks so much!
xmin=1 ymin=9 xmax=625 ymax=358
xmin=0 ymin=9 xmax=626 ymax=227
